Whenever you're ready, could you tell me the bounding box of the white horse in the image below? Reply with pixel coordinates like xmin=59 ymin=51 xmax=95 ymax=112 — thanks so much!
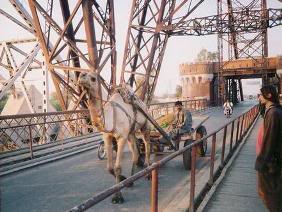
xmin=78 ymin=72 xmax=151 ymax=204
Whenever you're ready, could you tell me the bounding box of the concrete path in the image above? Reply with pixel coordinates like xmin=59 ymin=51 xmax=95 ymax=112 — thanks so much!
xmin=204 ymin=117 xmax=267 ymax=212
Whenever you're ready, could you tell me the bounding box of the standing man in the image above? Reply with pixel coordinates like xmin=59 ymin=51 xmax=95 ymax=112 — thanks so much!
xmin=255 ymin=85 xmax=282 ymax=212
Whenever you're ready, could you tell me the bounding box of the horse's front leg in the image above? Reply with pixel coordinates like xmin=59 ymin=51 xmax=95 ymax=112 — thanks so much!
xmin=128 ymin=134 xmax=139 ymax=176
xmin=112 ymin=137 xmax=126 ymax=204
xmin=143 ymin=131 xmax=151 ymax=167
xmin=103 ymin=133 xmax=115 ymax=177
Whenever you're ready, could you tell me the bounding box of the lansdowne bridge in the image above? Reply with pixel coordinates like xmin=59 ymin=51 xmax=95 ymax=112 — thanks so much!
xmin=0 ymin=0 xmax=282 ymax=212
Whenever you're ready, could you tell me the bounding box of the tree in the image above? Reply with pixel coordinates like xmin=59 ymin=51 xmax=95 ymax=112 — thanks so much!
xmin=0 ymin=94 xmax=9 ymax=113
xmin=175 ymin=85 xmax=182 ymax=98
xmin=196 ymin=48 xmax=218 ymax=62
xmin=50 ymin=92 xmax=62 ymax=111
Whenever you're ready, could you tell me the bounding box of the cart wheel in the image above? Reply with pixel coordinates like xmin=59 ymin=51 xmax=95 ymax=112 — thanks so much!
xmin=137 ymin=153 xmax=145 ymax=167
xmin=183 ymin=139 xmax=193 ymax=170
xmin=98 ymin=143 xmax=106 ymax=160
xmin=196 ymin=126 xmax=207 ymax=157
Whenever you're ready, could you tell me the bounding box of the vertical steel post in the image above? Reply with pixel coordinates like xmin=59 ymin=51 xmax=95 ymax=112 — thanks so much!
xmin=150 ymin=168 xmax=158 ymax=212
xmin=209 ymin=134 xmax=216 ymax=185
xmin=229 ymin=121 xmax=235 ymax=152
xmin=235 ymin=118 xmax=240 ymax=145
xmin=28 ymin=125 xmax=33 ymax=159
xmin=221 ymin=126 xmax=227 ymax=166
xmin=239 ymin=114 xmax=245 ymax=139
xmin=189 ymin=145 xmax=197 ymax=212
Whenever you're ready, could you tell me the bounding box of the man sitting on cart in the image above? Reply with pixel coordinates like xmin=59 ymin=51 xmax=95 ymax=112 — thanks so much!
xmin=161 ymin=101 xmax=193 ymax=150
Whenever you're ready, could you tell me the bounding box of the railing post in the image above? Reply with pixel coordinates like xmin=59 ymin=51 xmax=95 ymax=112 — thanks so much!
xmin=150 ymin=168 xmax=158 ymax=212
xmin=229 ymin=121 xmax=234 ymax=152
xmin=239 ymin=114 xmax=245 ymax=139
xmin=245 ymin=112 xmax=248 ymax=131
xmin=235 ymin=118 xmax=240 ymax=145
xmin=221 ymin=126 xmax=227 ymax=167
xmin=43 ymin=115 xmax=47 ymax=143
xmin=28 ymin=125 xmax=33 ymax=159
xmin=189 ymin=145 xmax=197 ymax=212
xmin=209 ymin=134 xmax=216 ymax=185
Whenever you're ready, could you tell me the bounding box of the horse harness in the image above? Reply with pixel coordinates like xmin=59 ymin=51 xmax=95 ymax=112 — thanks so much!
xmin=102 ymin=88 xmax=146 ymax=135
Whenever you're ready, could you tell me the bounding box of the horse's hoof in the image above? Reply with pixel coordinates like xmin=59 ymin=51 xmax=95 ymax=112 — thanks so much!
xmin=119 ymin=175 xmax=127 ymax=182
xmin=111 ymin=195 xmax=124 ymax=204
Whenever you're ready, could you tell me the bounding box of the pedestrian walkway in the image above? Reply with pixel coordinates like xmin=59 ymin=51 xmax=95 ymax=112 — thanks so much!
xmin=204 ymin=118 xmax=267 ymax=212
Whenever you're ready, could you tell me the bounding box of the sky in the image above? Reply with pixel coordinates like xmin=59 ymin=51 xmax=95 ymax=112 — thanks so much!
xmin=0 ymin=0 xmax=282 ymax=97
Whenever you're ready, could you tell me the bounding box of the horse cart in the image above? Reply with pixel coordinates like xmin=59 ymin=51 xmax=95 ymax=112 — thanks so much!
xmin=98 ymin=114 xmax=209 ymax=171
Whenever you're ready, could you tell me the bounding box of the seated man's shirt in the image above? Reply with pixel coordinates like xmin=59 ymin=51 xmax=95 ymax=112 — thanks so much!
xmin=172 ymin=109 xmax=192 ymax=134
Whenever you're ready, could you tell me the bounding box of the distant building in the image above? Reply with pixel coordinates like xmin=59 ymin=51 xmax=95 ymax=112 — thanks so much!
xmin=1 ymin=84 xmax=55 ymax=115
xmin=179 ymin=62 xmax=214 ymax=100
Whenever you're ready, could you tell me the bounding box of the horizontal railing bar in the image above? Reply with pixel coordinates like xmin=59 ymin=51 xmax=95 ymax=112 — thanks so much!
xmin=0 ymin=117 xmax=92 ymax=129
xmin=0 ymin=133 xmax=101 ymax=160
xmin=0 ymin=99 xmax=207 ymax=120
xmin=0 ymin=109 xmax=89 ymax=120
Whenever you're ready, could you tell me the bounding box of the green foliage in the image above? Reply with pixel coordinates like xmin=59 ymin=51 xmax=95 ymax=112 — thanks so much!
xmin=50 ymin=92 xmax=62 ymax=111
xmin=160 ymin=122 xmax=169 ymax=128
xmin=175 ymin=85 xmax=182 ymax=98
xmin=0 ymin=94 xmax=9 ymax=113
xmin=196 ymin=48 xmax=218 ymax=62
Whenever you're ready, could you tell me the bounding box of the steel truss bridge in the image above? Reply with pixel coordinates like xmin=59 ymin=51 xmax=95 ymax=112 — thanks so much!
xmin=0 ymin=1 xmax=282 ymax=210
xmin=0 ymin=0 xmax=282 ymax=111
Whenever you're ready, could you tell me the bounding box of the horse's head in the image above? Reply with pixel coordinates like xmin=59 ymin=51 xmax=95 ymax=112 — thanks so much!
xmin=78 ymin=72 xmax=99 ymax=92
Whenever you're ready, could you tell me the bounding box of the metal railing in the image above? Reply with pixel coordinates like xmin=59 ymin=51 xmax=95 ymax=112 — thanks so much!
xmin=149 ymin=99 xmax=208 ymax=119
xmin=0 ymin=110 xmax=93 ymax=152
xmin=69 ymin=105 xmax=259 ymax=212
xmin=0 ymin=99 xmax=208 ymax=152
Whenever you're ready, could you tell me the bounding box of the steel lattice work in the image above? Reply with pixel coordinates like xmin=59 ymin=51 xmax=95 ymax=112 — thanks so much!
xmin=218 ymin=0 xmax=270 ymax=103
xmin=121 ymin=0 xmax=206 ymax=103
xmin=15 ymin=0 xmax=117 ymax=111
xmin=0 ymin=109 xmax=92 ymax=150
xmin=0 ymin=2 xmax=52 ymax=113
xmin=1 ymin=0 xmax=282 ymax=110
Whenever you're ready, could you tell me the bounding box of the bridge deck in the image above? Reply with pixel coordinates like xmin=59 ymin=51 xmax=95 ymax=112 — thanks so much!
xmin=204 ymin=118 xmax=267 ymax=212
xmin=1 ymin=102 xmax=263 ymax=212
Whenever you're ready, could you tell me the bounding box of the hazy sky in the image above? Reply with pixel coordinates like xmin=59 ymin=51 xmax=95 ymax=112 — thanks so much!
xmin=0 ymin=1 xmax=281 ymax=96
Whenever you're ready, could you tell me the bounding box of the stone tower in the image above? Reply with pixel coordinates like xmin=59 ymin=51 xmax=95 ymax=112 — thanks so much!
xmin=179 ymin=62 xmax=217 ymax=100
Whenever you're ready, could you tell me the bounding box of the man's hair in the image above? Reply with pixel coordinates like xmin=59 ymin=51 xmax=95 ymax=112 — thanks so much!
xmin=260 ymin=85 xmax=279 ymax=104
xmin=175 ymin=101 xmax=183 ymax=106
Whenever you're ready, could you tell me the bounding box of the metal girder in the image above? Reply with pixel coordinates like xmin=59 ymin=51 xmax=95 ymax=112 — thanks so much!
xmin=121 ymin=0 xmax=206 ymax=104
xmin=1 ymin=2 xmax=51 ymax=113
xmin=171 ymin=8 xmax=282 ymax=36
xmin=0 ymin=43 xmax=40 ymax=100
xmin=170 ymin=0 xmax=280 ymax=104
xmin=4 ymin=0 xmax=279 ymax=109
xmin=0 ymin=8 xmax=34 ymax=34
xmin=26 ymin=0 xmax=116 ymax=110
xmin=217 ymin=0 xmax=270 ymax=103
xmin=121 ymin=0 xmax=174 ymax=104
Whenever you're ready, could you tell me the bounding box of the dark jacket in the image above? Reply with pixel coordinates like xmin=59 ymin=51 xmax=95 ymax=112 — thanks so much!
xmin=255 ymin=105 xmax=282 ymax=174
